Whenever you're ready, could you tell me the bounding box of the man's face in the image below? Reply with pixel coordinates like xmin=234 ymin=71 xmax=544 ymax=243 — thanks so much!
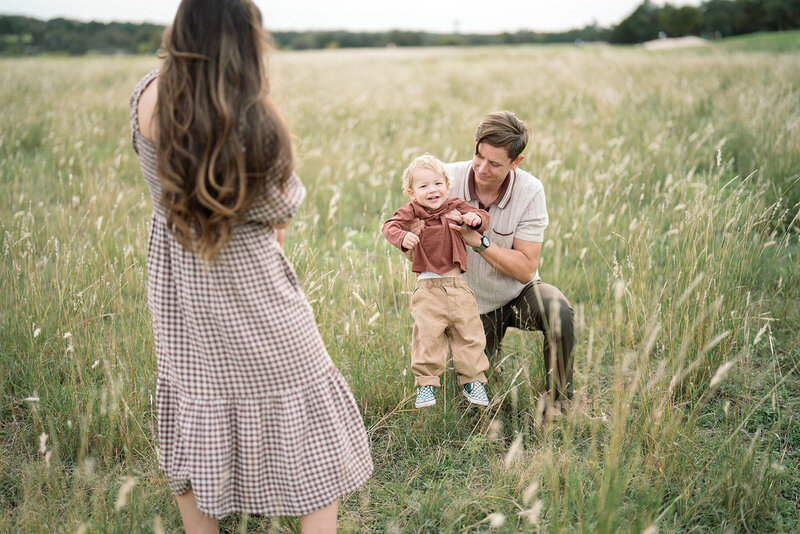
xmin=471 ymin=142 xmax=522 ymax=190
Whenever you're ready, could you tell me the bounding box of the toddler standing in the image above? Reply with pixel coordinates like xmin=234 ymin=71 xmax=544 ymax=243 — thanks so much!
xmin=382 ymin=154 xmax=491 ymax=408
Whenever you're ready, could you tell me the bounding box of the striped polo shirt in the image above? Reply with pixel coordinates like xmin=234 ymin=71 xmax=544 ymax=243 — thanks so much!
xmin=445 ymin=161 xmax=549 ymax=314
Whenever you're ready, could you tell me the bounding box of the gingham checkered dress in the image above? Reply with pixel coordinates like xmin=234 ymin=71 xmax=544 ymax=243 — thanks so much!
xmin=130 ymin=70 xmax=372 ymax=519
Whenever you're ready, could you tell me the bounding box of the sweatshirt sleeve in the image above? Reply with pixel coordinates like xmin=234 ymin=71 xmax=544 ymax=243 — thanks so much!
xmin=381 ymin=203 xmax=415 ymax=250
xmin=451 ymin=199 xmax=490 ymax=233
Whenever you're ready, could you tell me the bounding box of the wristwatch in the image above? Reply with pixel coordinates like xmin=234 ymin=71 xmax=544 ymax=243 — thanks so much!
xmin=473 ymin=235 xmax=490 ymax=253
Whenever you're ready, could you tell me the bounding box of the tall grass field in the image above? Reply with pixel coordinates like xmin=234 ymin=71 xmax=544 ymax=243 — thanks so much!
xmin=2 ymin=36 xmax=800 ymax=532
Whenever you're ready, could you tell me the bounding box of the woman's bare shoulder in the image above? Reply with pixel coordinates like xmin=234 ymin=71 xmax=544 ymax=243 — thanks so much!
xmin=137 ymin=77 xmax=159 ymax=142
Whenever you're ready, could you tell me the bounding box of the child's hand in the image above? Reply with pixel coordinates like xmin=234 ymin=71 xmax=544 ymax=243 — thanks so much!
xmin=462 ymin=212 xmax=481 ymax=227
xmin=402 ymin=231 xmax=420 ymax=250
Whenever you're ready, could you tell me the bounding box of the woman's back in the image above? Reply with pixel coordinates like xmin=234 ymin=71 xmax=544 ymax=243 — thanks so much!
xmin=130 ymin=2 xmax=371 ymax=522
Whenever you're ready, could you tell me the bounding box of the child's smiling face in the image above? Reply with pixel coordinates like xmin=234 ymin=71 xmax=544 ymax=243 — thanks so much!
xmin=407 ymin=168 xmax=449 ymax=211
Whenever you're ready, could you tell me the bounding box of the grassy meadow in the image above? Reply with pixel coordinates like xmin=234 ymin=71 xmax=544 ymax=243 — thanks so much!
xmin=2 ymin=38 xmax=800 ymax=533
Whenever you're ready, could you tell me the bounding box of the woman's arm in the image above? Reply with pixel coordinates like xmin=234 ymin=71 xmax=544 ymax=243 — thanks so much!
xmin=137 ymin=78 xmax=159 ymax=142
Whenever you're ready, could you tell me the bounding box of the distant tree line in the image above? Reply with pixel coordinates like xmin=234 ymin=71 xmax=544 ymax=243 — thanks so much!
xmin=1 ymin=0 xmax=799 ymax=55
xmin=0 ymin=15 xmax=163 ymax=55
xmin=611 ymin=0 xmax=800 ymax=43
xmin=0 ymin=14 xmax=610 ymax=55
xmin=269 ymin=25 xmax=611 ymax=50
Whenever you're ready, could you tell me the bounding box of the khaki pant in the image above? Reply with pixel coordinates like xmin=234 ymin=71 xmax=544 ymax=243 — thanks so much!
xmin=410 ymin=277 xmax=489 ymax=387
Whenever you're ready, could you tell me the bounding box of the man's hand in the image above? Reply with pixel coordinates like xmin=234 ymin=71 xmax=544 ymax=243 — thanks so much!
xmin=449 ymin=221 xmax=482 ymax=248
xmin=443 ymin=209 xmax=463 ymax=225
xmin=408 ymin=218 xmax=424 ymax=236
xmin=461 ymin=212 xmax=481 ymax=227
xmin=402 ymin=231 xmax=420 ymax=250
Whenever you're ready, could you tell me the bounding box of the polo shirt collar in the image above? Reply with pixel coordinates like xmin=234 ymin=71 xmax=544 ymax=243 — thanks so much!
xmin=467 ymin=167 xmax=514 ymax=210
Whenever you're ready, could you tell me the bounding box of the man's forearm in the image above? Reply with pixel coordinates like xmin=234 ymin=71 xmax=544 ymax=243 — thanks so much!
xmin=452 ymin=223 xmax=541 ymax=284
xmin=477 ymin=244 xmax=538 ymax=284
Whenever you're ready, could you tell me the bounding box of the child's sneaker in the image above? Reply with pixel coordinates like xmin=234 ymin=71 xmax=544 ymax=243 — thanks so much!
xmin=415 ymin=385 xmax=436 ymax=408
xmin=463 ymin=381 xmax=489 ymax=406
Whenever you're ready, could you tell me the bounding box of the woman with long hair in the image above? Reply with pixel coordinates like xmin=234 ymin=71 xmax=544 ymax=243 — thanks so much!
xmin=129 ymin=1 xmax=372 ymax=531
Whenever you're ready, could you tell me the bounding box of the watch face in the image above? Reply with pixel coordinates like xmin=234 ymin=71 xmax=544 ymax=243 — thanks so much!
xmin=482 ymin=236 xmax=490 ymax=247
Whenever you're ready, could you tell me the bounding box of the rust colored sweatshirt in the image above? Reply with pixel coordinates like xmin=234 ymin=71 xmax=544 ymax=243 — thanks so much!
xmin=382 ymin=198 xmax=489 ymax=274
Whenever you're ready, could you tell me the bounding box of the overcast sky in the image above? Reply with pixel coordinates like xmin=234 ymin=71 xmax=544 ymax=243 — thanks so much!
xmin=1 ymin=1 xmax=702 ymax=33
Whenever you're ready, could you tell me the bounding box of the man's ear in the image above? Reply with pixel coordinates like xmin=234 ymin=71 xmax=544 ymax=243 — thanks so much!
xmin=510 ymin=155 xmax=524 ymax=170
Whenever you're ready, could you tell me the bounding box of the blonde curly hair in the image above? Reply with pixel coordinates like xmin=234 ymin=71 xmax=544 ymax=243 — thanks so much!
xmin=401 ymin=153 xmax=450 ymax=193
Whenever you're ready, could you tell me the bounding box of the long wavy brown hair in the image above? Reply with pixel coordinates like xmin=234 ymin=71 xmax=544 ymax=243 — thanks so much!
xmin=156 ymin=0 xmax=294 ymax=262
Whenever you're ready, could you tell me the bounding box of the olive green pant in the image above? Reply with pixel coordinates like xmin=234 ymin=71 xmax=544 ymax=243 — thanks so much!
xmin=410 ymin=277 xmax=489 ymax=387
xmin=481 ymin=281 xmax=575 ymax=401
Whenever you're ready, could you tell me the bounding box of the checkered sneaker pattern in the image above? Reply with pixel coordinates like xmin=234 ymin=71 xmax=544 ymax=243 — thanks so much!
xmin=131 ymin=71 xmax=373 ymax=519
xmin=463 ymin=381 xmax=489 ymax=406
xmin=415 ymin=385 xmax=436 ymax=408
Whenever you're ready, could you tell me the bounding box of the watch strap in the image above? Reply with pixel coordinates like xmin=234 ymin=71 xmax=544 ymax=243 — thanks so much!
xmin=473 ymin=235 xmax=490 ymax=253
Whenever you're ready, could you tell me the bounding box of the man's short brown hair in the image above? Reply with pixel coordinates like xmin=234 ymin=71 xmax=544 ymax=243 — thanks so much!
xmin=474 ymin=111 xmax=529 ymax=161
